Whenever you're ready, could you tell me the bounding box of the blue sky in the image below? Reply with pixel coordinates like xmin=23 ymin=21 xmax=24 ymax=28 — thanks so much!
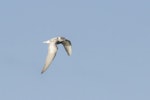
xmin=0 ymin=0 xmax=150 ymax=100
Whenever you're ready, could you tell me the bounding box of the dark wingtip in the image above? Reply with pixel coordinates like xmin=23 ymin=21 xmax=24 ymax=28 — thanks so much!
xmin=41 ymin=71 xmax=44 ymax=74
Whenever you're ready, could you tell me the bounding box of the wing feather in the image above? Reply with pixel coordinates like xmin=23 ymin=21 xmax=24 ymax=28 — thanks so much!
xmin=62 ymin=40 xmax=72 ymax=56
xmin=41 ymin=47 xmax=57 ymax=74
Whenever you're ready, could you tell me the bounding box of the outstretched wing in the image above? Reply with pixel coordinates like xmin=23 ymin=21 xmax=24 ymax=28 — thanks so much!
xmin=41 ymin=46 xmax=57 ymax=74
xmin=62 ymin=39 xmax=72 ymax=56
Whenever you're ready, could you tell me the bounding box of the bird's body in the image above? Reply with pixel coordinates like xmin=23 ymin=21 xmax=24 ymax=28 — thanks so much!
xmin=41 ymin=36 xmax=72 ymax=74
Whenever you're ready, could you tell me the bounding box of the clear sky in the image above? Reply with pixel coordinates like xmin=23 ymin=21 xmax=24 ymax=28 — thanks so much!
xmin=0 ymin=0 xmax=150 ymax=100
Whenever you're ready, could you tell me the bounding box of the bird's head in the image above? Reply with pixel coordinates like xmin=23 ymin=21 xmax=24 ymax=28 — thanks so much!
xmin=57 ymin=37 xmax=65 ymax=42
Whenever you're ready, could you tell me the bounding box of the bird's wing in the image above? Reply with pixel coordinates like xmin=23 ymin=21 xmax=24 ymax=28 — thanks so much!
xmin=62 ymin=40 xmax=72 ymax=56
xmin=41 ymin=47 xmax=57 ymax=74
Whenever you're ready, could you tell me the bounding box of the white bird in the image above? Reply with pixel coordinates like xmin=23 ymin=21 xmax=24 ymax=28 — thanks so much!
xmin=41 ymin=36 xmax=72 ymax=74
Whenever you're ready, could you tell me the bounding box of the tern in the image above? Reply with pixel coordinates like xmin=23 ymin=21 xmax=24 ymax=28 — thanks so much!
xmin=41 ymin=37 xmax=72 ymax=74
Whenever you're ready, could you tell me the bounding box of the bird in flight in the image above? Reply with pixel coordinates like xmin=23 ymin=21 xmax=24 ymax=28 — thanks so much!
xmin=41 ymin=36 xmax=72 ymax=74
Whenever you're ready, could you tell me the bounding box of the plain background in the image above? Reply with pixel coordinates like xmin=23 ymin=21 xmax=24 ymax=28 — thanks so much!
xmin=0 ymin=0 xmax=150 ymax=100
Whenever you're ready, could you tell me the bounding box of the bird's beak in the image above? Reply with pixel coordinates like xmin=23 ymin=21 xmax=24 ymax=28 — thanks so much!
xmin=43 ymin=40 xmax=50 ymax=44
